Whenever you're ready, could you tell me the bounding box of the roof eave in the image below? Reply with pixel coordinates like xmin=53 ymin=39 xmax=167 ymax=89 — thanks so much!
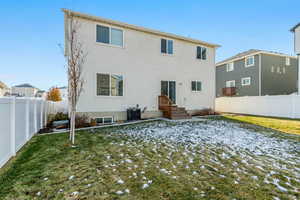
xmin=62 ymin=8 xmax=221 ymax=48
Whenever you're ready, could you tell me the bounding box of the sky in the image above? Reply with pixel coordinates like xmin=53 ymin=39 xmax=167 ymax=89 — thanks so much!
xmin=0 ymin=0 xmax=299 ymax=90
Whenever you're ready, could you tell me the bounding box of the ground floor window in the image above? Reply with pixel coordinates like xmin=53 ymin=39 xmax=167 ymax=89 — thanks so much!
xmin=241 ymin=77 xmax=251 ymax=86
xmin=97 ymin=73 xmax=123 ymax=96
xmin=226 ymin=80 xmax=235 ymax=87
xmin=96 ymin=116 xmax=114 ymax=124
xmin=191 ymin=81 xmax=202 ymax=92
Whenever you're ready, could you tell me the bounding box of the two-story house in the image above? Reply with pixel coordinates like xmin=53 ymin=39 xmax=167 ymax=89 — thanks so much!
xmin=216 ymin=49 xmax=298 ymax=97
xmin=63 ymin=9 xmax=220 ymax=122
xmin=11 ymin=83 xmax=39 ymax=97
xmin=291 ymin=23 xmax=300 ymax=94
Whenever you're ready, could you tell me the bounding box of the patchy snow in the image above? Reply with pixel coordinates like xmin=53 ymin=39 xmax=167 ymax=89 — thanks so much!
xmin=115 ymin=120 xmax=299 ymax=162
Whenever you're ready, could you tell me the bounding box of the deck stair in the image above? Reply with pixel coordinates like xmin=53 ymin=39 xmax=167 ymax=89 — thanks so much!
xmin=158 ymin=95 xmax=191 ymax=120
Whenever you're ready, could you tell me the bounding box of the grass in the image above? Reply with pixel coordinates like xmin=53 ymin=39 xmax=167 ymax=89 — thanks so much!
xmin=0 ymin=119 xmax=299 ymax=200
xmin=223 ymin=114 xmax=300 ymax=135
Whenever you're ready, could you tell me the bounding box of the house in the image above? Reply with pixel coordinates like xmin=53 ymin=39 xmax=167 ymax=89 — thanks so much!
xmin=35 ymin=90 xmax=47 ymax=99
xmin=11 ymin=83 xmax=39 ymax=97
xmin=0 ymin=81 xmax=10 ymax=96
xmin=291 ymin=23 xmax=300 ymax=94
xmin=63 ymin=9 xmax=220 ymax=121
xmin=216 ymin=49 xmax=298 ymax=97
xmin=58 ymin=86 xmax=68 ymax=100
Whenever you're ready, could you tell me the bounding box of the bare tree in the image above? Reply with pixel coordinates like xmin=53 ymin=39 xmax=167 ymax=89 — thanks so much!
xmin=64 ymin=12 xmax=86 ymax=144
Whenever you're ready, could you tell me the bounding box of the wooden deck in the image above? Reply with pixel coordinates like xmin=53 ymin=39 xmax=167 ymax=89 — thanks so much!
xmin=158 ymin=95 xmax=191 ymax=120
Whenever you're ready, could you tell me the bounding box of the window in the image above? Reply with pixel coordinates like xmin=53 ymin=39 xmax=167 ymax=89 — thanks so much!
xmin=161 ymin=39 xmax=173 ymax=54
xmin=226 ymin=62 xmax=234 ymax=72
xmin=241 ymin=77 xmax=251 ymax=86
xmin=283 ymin=67 xmax=286 ymax=74
xmin=245 ymin=56 xmax=254 ymax=67
xmin=277 ymin=67 xmax=280 ymax=73
xmin=97 ymin=73 xmax=123 ymax=96
xmin=226 ymin=80 xmax=235 ymax=88
xmin=197 ymin=46 xmax=207 ymax=60
xmin=96 ymin=117 xmax=113 ymax=124
xmin=96 ymin=25 xmax=123 ymax=47
xmin=191 ymin=81 xmax=202 ymax=92
xmin=286 ymin=57 xmax=290 ymax=66
xmin=271 ymin=66 xmax=275 ymax=73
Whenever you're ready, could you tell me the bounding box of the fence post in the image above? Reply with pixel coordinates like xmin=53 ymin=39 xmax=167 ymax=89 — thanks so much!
xmin=25 ymin=99 xmax=30 ymax=140
xmin=33 ymin=99 xmax=37 ymax=134
xmin=10 ymin=97 xmax=16 ymax=156
xmin=40 ymin=100 xmax=44 ymax=128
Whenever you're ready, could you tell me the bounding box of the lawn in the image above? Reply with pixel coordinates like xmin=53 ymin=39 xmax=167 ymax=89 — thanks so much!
xmin=223 ymin=114 xmax=300 ymax=135
xmin=0 ymin=117 xmax=299 ymax=200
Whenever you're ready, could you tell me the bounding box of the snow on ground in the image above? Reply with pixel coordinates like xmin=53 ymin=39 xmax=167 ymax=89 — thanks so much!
xmin=115 ymin=120 xmax=299 ymax=162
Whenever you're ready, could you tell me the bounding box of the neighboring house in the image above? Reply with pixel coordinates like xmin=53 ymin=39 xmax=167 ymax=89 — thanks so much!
xmin=291 ymin=23 xmax=300 ymax=94
xmin=35 ymin=90 xmax=47 ymax=99
xmin=216 ymin=49 xmax=298 ymax=97
xmin=58 ymin=86 xmax=68 ymax=100
xmin=0 ymin=81 xmax=10 ymax=96
xmin=63 ymin=9 xmax=220 ymax=121
xmin=11 ymin=83 xmax=39 ymax=97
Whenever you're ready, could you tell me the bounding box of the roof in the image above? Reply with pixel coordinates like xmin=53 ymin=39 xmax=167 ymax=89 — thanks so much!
xmin=290 ymin=23 xmax=300 ymax=32
xmin=0 ymin=81 xmax=9 ymax=89
xmin=216 ymin=49 xmax=297 ymax=66
xmin=58 ymin=86 xmax=67 ymax=89
xmin=14 ymin=83 xmax=36 ymax=88
xmin=62 ymin=9 xmax=220 ymax=48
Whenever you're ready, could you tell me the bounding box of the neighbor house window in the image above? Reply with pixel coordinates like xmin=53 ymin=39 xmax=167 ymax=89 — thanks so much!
xmin=286 ymin=57 xmax=290 ymax=66
xmin=191 ymin=81 xmax=202 ymax=92
xmin=97 ymin=73 xmax=123 ymax=96
xmin=226 ymin=62 xmax=234 ymax=72
xmin=241 ymin=77 xmax=251 ymax=86
xmin=245 ymin=56 xmax=254 ymax=67
xmin=283 ymin=67 xmax=286 ymax=74
xmin=96 ymin=25 xmax=123 ymax=47
xmin=96 ymin=117 xmax=113 ymax=124
xmin=271 ymin=66 xmax=275 ymax=73
xmin=161 ymin=39 xmax=173 ymax=54
xmin=226 ymin=80 xmax=235 ymax=88
xmin=196 ymin=46 xmax=207 ymax=60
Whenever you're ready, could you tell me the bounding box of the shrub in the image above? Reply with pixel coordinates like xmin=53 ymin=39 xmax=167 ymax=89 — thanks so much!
xmin=75 ymin=114 xmax=90 ymax=128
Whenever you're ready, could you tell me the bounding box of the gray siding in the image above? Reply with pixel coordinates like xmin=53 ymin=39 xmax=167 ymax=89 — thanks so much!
xmin=216 ymin=55 xmax=260 ymax=97
xmin=261 ymin=54 xmax=298 ymax=95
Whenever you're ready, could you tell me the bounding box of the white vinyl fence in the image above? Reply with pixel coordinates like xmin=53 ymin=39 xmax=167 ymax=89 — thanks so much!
xmin=215 ymin=95 xmax=300 ymax=119
xmin=0 ymin=97 xmax=68 ymax=168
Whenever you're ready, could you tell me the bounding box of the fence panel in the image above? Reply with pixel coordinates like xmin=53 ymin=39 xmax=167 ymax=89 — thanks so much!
xmin=0 ymin=98 xmax=68 ymax=168
xmin=215 ymin=95 xmax=300 ymax=119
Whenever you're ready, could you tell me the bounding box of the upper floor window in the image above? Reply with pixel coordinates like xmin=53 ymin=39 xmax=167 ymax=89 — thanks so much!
xmin=96 ymin=73 xmax=123 ymax=96
xmin=286 ymin=57 xmax=290 ymax=66
xmin=197 ymin=46 xmax=207 ymax=60
xmin=226 ymin=62 xmax=234 ymax=72
xmin=226 ymin=80 xmax=235 ymax=88
xmin=245 ymin=56 xmax=254 ymax=67
xmin=161 ymin=39 xmax=173 ymax=54
xmin=191 ymin=81 xmax=202 ymax=92
xmin=96 ymin=25 xmax=123 ymax=47
xmin=241 ymin=77 xmax=251 ymax=86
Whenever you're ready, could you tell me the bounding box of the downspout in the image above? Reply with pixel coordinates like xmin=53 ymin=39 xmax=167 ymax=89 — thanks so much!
xmin=258 ymin=54 xmax=262 ymax=96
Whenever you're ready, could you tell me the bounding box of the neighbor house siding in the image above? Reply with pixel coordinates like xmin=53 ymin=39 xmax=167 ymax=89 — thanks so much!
xmin=70 ymin=16 xmax=216 ymax=121
xmin=216 ymin=55 xmax=260 ymax=97
xmin=261 ymin=54 xmax=298 ymax=95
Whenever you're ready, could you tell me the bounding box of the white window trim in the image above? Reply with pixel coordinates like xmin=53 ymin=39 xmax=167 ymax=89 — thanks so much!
xmin=161 ymin=38 xmax=174 ymax=55
xmin=245 ymin=56 xmax=255 ymax=67
xmin=226 ymin=80 xmax=235 ymax=88
xmin=96 ymin=73 xmax=124 ymax=97
xmin=95 ymin=23 xmax=125 ymax=48
xmin=286 ymin=57 xmax=290 ymax=66
xmin=96 ymin=116 xmax=114 ymax=124
xmin=196 ymin=46 xmax=207 ymax=60
xmin=226 ymin=62 xmax=234 ymax=72
xmin=241 ymin=77 xmax=251 ymax=86
xmin=191 ymin=81 xmax=202 ymax=92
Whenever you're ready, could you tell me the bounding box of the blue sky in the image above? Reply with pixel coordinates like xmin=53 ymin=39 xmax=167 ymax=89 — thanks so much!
xmin=0 ymin=0 xmax=299 ymax=90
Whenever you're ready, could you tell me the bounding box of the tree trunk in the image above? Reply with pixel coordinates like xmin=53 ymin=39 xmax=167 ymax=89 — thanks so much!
xmin=70 ymin=109 xmax=76 ymax=144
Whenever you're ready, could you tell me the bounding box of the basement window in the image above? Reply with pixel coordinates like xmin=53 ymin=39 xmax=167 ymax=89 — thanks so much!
xmin=96 ymin=117 xmax=113 ymax=124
